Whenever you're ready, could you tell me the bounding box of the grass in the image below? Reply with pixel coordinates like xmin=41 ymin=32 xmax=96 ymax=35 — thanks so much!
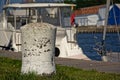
xmin=0 ymin=57 xmax=120 ymax=80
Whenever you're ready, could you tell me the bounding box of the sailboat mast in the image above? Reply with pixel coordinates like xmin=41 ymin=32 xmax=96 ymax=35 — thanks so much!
xmin=102 ymin=0 xmax=110 ymax=55
xmin=6 ymin=0 xmax=10 ymax=4
xmin=103 ymin=0 xmax=111 ymax=41
xmin=101 ymin=0 xmax=111 ymax=61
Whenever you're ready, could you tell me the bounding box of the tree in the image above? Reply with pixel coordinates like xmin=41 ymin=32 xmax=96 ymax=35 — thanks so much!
xmin=75 ymin=0 xmax=106 ymax=9
xmin=64 ymin=0 xmax=120 ymax=9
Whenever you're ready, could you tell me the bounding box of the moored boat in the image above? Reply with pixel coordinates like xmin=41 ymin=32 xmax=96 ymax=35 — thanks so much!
xmin=0 ymin=1 xmax=89 ymax=60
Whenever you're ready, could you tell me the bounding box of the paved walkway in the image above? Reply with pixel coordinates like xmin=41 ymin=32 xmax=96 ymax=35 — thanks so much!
xmin=55 ymin=58 xmax=120 ymax=74
xmin=0 ymin=50 xmax=120 ymax=74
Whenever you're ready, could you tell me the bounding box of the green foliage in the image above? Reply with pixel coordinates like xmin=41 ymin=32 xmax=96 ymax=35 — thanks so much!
xmin=0 ymin=57 xmax=120 ymax=80
xmin=64 ymin=0 xmax=120 ymax=9
xmin=74 ymin=0 xmax=106 ymax=9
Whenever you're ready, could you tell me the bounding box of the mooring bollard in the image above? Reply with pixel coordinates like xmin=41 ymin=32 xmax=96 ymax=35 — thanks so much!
xmin=21 ymin=23 xmax=56 ymax=75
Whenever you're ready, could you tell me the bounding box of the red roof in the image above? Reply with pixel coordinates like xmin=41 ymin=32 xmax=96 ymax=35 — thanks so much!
xmin=74 ymin=5 xmax=105 ymax=16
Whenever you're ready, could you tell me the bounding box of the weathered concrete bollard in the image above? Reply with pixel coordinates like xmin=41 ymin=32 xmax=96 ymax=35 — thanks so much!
xmin=21 ymin=23 xmax=56 ymax=75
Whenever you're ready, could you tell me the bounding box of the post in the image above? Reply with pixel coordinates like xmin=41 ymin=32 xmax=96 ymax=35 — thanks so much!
xmin=21 ymin=23 xmax=56 ymax=75
xmin=59 ymin=8 xmax=62 ymax=27
xmin=102 ymin=0 xmax=111 ymax=62
xmin=2 ymin=10 xmax=7 ymax=29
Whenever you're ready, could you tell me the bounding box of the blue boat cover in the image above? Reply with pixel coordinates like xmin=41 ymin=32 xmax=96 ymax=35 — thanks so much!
xmin=108 ymin=4 xmax=120 ymax=26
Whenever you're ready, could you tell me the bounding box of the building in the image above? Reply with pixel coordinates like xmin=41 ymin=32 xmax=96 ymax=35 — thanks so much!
xmin=73 ymin=4 xmax=120 ymax=27
xmin=97 ymin=5 xmax=106 ymax=26
xmin=74 ymin=5 xmax=104 ymax=26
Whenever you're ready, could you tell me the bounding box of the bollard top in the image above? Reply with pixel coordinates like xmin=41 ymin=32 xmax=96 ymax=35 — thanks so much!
xmin=20 ymin=22 xmax=56 ymax=30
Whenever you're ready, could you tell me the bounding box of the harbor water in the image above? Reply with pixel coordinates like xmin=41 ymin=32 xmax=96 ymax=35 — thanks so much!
xmin=77 ymin=33 xmax=120 ymax=61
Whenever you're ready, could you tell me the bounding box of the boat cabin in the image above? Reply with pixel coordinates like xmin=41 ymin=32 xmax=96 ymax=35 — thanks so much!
xmin=3 ymin=3 xmax=75 ymax=28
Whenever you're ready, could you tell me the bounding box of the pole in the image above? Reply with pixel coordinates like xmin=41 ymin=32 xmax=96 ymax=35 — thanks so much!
xmin=59 ymin=8 xmax=62 ymax=27
xmin=103 ymin=0 xmax=110 ymax=41
xmin=102 ymin=0 xmax=111 ymax=61
xmin=33 ymin=0 xmax=35 ymax=2
xmin=6 ymin=0 xmax=10 ymax=4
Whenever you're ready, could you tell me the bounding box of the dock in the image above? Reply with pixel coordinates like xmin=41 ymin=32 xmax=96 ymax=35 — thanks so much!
xmin=77 ymin=26 xmax=120 ymax=33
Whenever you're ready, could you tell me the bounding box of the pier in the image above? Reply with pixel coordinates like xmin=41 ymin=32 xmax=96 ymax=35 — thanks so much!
xmin=77 ymin=26 xmax=120 ymax=33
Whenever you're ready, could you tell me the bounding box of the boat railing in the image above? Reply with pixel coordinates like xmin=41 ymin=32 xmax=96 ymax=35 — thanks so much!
xmin=66 ymin=28 xmax=77 ymax=43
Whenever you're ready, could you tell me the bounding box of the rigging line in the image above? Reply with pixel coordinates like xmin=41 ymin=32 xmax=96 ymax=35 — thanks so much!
xmin=111 ymin=0 xmax=120 ymax=42
xmin=111 ymin=0 xmax=120 ymax=61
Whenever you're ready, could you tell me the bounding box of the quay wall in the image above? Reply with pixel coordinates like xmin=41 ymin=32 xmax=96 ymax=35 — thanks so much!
xmin=76 ymin=26 xmax=120 ymax=33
